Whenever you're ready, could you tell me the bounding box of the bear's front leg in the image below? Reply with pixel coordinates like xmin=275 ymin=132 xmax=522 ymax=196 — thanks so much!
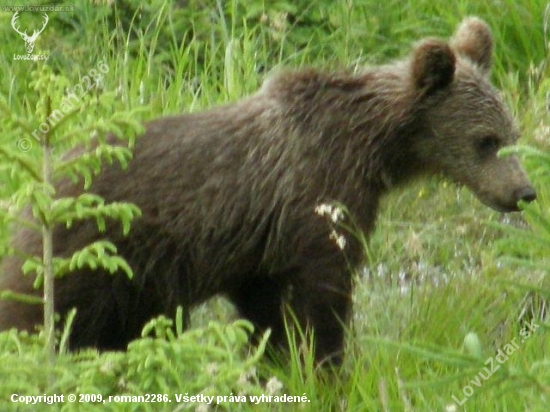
xmin=289 ymin=260 xmax=353 ymax=366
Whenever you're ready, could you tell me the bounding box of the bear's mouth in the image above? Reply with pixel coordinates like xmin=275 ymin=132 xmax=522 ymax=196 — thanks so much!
xmin=475 ymin=192 xmax=522 ymax=213
xmin=474 ymin=185 xmax=536 ymax=213
xmin=485 ymin=200 xmax=521 ymax=213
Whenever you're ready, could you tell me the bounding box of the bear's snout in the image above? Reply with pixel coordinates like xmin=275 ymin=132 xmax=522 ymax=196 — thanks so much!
xmin=486 ymin=184 xmax=537 ymax=213
xmin=514 ymin=186 xmax=537 ymax=205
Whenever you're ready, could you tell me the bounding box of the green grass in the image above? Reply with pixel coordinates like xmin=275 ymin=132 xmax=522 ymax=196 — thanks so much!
xmin=1 ymin=0 xmax=550 ymax=410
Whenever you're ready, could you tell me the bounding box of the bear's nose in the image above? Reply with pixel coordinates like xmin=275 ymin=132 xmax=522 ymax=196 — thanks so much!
xmin=515 ymin=187 xmax=537 ymax=204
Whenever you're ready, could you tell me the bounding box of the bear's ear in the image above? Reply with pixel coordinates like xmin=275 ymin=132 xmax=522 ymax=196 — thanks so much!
xmin=450 ymin=17 xmax=493 ymax=74
xmin=411 ymin=39 xmax=456 ymax=94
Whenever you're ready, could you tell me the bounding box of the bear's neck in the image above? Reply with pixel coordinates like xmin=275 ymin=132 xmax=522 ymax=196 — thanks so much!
xmin=279 ymin=68 xmax=425 ymax=192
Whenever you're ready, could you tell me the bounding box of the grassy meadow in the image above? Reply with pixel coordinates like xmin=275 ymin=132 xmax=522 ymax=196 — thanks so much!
xmin=0 ymin=0 xmax=549 ymax=410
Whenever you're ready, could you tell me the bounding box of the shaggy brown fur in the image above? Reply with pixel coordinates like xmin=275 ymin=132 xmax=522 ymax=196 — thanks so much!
xmin=0 ymin=17 xmax=536 ymax=365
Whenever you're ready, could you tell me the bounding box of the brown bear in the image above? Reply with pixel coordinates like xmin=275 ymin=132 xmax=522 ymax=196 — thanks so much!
xmin=0 ymin=17 xmax=536 ymax=365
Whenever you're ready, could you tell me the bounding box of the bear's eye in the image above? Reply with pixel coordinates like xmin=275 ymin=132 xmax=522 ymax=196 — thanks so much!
xmin=476 ymin=135 xmax=500 ymax=156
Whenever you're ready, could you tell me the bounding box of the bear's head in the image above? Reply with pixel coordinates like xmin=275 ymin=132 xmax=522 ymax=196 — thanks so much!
xmin=410 ymin=17 xmax=536 ymax=212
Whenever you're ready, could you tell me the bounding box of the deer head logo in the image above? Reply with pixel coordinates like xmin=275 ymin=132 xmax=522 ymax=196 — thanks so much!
xmin=11 ymin=12 xmax=49 ymax=54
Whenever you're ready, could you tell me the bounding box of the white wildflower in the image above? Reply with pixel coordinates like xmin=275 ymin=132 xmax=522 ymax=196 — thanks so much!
xmin=265 ymin=376 xmax=283 ymax=395
xmin=330 ymin=230 xmax=347 ymax=250
xmin=314 ymin=203 xmax=344 ymax=223
xmin=237 ymin=367 xmax=257 ymax=387
xmin=314 ymin=203 xmax=332 ymax=216
xmin=330 ymin=207 xmax=344 ymax=223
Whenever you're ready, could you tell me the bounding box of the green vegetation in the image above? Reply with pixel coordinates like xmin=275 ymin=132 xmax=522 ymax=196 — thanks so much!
xmin=0 ymin=0 xmax=549 ymax=410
